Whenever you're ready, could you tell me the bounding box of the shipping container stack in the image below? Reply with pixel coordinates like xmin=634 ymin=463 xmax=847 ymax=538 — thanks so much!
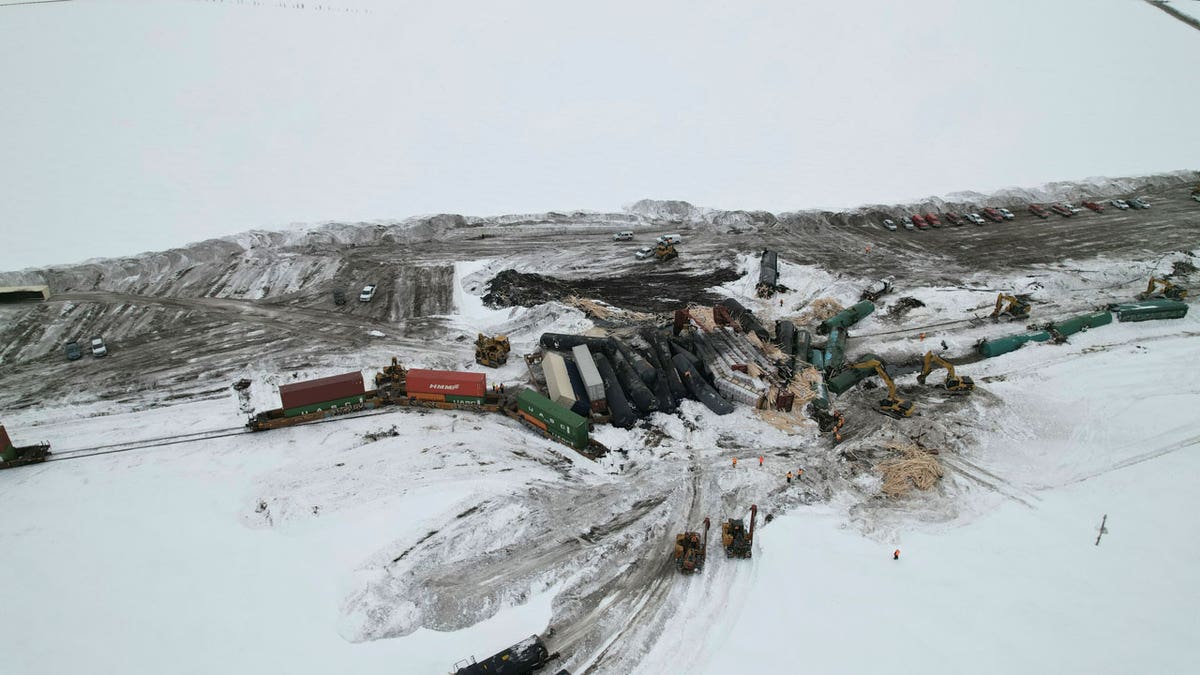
xmin=405 ymin=369 xmax=487 ymax=404
xmin=516 ymin=389 xmax=590 ymax=450
xmin=278 ymin=372 xmax=367 ymax=417
xmin=0 ymin=425 xmax=13 ymax=462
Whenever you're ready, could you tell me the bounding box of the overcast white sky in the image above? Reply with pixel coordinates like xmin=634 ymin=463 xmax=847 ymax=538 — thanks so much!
xmin=1 ymin=0 xmax=1197 ymax=271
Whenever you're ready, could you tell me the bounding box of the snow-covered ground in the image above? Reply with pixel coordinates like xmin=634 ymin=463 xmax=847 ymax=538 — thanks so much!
xmin=3 ymin=238 xmax=1197 ymax=673
xmin=3 ymin=0 xmax=1199 ymax=270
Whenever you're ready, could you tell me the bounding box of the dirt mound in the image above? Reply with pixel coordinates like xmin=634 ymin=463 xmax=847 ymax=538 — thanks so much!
xmin=887 ymin=296 xmax=926 ymax=319
xmin=482 ymin=267 xmax=743 ymax=313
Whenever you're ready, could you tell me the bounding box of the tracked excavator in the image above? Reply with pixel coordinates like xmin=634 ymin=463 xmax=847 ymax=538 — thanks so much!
xmin=1136 ymin=277 xmax=1187 ymax=301
xmin=722 ymin=505 xmax=757 ymax=558
xmin=990 ymin=293 xmax=1031 ymax=321
xmin=474 ymin=333 xmax=511 ymax=368
xmin=674 ymin=517 xmax=710 ymax=574
xmin=654 ymin=242 xmax=679 ymax=261
xmin=916 ymin=351 xmax=974 ymax=394
xmin=846 ymin=359 xmax=915 ymax=419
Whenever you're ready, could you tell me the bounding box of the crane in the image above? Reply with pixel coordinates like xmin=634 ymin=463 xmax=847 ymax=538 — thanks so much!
xmin=916 ymin=351 xmax=974 ymax=394
xmin=1136 ymin=277 xmax=1187 ymax=301
xmin=990 ymin=293 xmax=1031 ymax=320
xmin=846 ymin=359 xmax=914 ymax=419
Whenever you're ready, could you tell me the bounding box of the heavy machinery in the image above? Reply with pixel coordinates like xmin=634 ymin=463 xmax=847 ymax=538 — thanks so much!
xmin=374 ymin=356 xmax=409 ymax=390
xmin=860 ymin=277 xmax=894 ymax=302
xmin=654 ymin=241 xmax=678 ymax=261
xmin=990 ymin=293 xmax=1031 ymax=321
xmin=722 ymin=505 xmax=757 ymax=558
xmin=1136 ymin=277 xmax=1187 ymax=302
xmin=674 ymin=517 xmax=710 ymax=573
xmin=845 ymin=359 xmax=915 ymax=419
xmin=475 ymin=333 xmax=511 ymax=368
xmin=0 ymin=425 xmax=51 ymax=470
xmin=916 ymin=351 xmax=974 ymax=394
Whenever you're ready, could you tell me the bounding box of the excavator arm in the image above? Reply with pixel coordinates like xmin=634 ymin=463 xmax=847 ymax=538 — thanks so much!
xmin=1138 ymin=277 xmax=1187 ymax=301
xmin=916 ymin=351 xmax=974 ymax=393
xmin=990 ymin=293 xmax=1031 ymax=320
xmin=847 ymin=359 xmax=915 ymax=418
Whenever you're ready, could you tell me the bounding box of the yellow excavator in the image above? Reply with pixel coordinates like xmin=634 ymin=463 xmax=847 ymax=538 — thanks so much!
xmin=846 ymin=359 xmax=914 ymax=419
xmin=474 ymin=333 xmax=511 ymax=368
xmin=990 ymin=293 xmax=1031 ymax=320
xmin=916 ymin=351 xmax=974 ymax=394
xmin=654 ymin=242 xmax=679 ymax=261
xmin=1136 ymin=277 xmax=1187 ymax=301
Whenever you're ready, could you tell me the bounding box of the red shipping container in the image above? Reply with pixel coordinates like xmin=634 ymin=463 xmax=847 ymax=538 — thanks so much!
xmin=279 ymin=372 xmax=365 ymax=410
xmin=406 ymin=369 xmax=486 ymax=398
xmin=0 ymin=424 xmax=11 ymax=451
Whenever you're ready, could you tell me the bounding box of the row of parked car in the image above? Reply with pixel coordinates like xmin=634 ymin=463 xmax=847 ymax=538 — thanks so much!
xmin=883 ymin=197 xmax=1152 ymax=230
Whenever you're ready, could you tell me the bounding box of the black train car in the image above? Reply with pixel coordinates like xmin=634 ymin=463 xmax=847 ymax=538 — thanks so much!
xmin=452 ymin=635 xmax=560 ymax=675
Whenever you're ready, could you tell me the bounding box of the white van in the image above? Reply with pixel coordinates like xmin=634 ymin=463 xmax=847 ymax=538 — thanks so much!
xmin=656 ymin=234 xmax=682 ymax=245
xmin=613 ymin=231 xmax=634 ymax=241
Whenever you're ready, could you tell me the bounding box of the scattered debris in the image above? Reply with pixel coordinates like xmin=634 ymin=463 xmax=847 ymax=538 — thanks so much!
xmin=877 ymin=442 xmax=943 ymax=498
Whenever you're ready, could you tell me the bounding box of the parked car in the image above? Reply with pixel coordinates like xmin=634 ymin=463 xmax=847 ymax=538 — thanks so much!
xmin=90 ymin=336 xmax=108 ymax=358
xmin=966 ymin=213 xmax=986 ymax=225
xmin=634 ymin=246 xmax=655 ymax=259
xmin=982 ymin=207 xmax=1004 ymax=222
xmin=1061 ymin=203 xmax=1081 ymax=214
xmin=1110 ymin=199 xmax=1130 ymax=210
xmin=1049 ymin=204 xmax=1074 ymax=217
xmin=911 ymin=214 xmax=927 ymax=229
xmin=613 ymin=231 xmax=634 ymax=241
xmin=359 ymin=284 xmax=377 ymax=302
xmin=882 ymin=219 xmax=897 ymax=231
xmin=924 ymin=213 xmax=942 ymax=228
xmin=1129 ymin=197 xmax=1151 ymax=209
xmin=997 ymin=208 xmax=1015 ymax=220
xmin=1192 ymin=194 xmax=1200 ymax=203
xmin=1029 ymin=204 xmax=1050 ymax=219
xmin=656 ymin=234 xmax=683 ymax=245
xmin=64 ymin=340 xmax=82 ymax=361
xmin=1082 ymin=201 xmax=1104 ymax=213
xmin=944 ymin=212 xmax=965 ymax=226
xmin=902 ymin=219 xmax=915 ymax=231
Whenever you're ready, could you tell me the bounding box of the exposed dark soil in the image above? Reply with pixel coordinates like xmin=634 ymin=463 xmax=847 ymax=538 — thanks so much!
xmin=482 ymin=267 xmax=744 ymax=313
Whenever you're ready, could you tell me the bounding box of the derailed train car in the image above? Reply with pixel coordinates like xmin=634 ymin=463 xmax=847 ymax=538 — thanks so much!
xmin=451 ymin=634 xmax=563 ymax=675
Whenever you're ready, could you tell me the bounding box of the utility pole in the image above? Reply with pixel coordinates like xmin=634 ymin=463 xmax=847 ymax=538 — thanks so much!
xmin=1095 ymin=514 xmax=1108 ymax=546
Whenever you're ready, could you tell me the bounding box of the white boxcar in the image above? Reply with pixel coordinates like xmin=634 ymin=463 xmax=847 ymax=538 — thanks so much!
xmin=571 ymin=344 xmax=606 ymax=410
xmin=542 ymin=351 xmax=577 ymax=410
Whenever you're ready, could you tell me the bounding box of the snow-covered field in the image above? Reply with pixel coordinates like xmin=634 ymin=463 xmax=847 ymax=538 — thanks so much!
xmin=3 ymin=239 xmax=1198 ymax=674
xmin=2 ymin=0 xmax=1199 ymax=270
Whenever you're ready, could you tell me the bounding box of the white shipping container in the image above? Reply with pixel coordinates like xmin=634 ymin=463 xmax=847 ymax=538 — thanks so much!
xmin=571 ymin=345 xmax=606 ymax=403
xmin=542 ymin=351 xmax=577 ymax=410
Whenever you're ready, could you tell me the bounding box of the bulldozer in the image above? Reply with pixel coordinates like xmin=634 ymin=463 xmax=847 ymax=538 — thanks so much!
xmin=916 ymin=351 xmax=974 ymax=394
xmin=990 ymin=293 xmax=1031 ymax=321
xmin=673 ymin=517 xmax=710 ymax=574
xmin=722 ymin=505 xmax=757 ymax=559
xmin=654 ymin=242 xmax=678 ymax=261
xmin=1136 ymin=277 xmax=1187 ymax=302
xmin=374 ymin=357 xmax=408 ymax=391
xmin=474 ymin=333 xmax=511 ymax=368
xmin=846 ymin=359 xmax=915 ymax=419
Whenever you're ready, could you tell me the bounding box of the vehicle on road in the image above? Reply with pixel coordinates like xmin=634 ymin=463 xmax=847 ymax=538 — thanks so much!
xmin=1129 ymin=197 xmax=1151 ymax=209
xmin=966 ymin=213 xmax=986 ymax=225
xmin=911 ymin=214 xmax=928 ymax=229
xmin=359 ymin=284 xmax=377 ymax=302
xmin=998 ymin=207 xmax=1015 ymax=220
xmin=1029 ymin=204 xmax=1050 ymax=219
xmin=1110 ymin=199 xmax=1130 ymax=210
xmin=1061 ymin=203 xmax=1082 ymax=214
xmin=90 ymin=336 xmax=108 ymax=358
xmin=882 ymin=219 xmax=897 ymax=231
xmin=1082 ymin=201 xmax=1104 ymax=213
xmin=656 ymin=234 xmax=683 ymax=245
xmin=64 ymin=341 xmax=82 ymax=361
xmin=982 ymin=207 xmax=1004 ymax=222
xmin=902 ymin=219 xmax=915 ymax=231
xmin=613 ymin=231 xmax=633 ymax=241
xmin=924 ymin=213 xmax=942 ymax=228
xmin=635 ymin=246 xmax=655 ymax=259
xmin=1049 ymin=204 xmax=1074 ymax=217
xmin=944 ymin=212 xmax=965 ymax=226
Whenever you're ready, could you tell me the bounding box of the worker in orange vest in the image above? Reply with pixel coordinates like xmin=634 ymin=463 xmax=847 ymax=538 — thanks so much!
xmin=894 ymin=549 xmax=901 ymax=561
xmin=786 ymin=471 xmax=793 ymax=484
xmin=758 ymin=455 xmax=764 ymax=467
xmin=732 ymin=457 xmax=738 ymax=468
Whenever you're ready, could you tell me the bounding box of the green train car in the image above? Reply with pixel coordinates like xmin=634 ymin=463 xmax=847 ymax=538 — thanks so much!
xmin=516 ymin=389 xmax=589 ymax=450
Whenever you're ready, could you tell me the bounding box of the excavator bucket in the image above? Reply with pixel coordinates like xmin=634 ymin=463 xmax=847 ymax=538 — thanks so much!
xmin=879 ymin=398 xmax=915 ymax=419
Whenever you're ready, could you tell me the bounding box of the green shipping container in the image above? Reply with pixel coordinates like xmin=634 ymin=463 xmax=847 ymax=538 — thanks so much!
xmin=1112 ymin=300 xmax=1189 ymax=322
xmin=1050 ymin=311 xmax=1113 ymax=337
xmin=517 ymin=389 xmax=589 ymax=449
xmin=827 ymin=353 xmax=883 ymax=394
xmin=446 ymin=394 xmax=486 ymax=405
xmin=819 ymin=301 xmax=875 ymax=334
xmin=283 ymin=394 xmax=366 ymax=417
